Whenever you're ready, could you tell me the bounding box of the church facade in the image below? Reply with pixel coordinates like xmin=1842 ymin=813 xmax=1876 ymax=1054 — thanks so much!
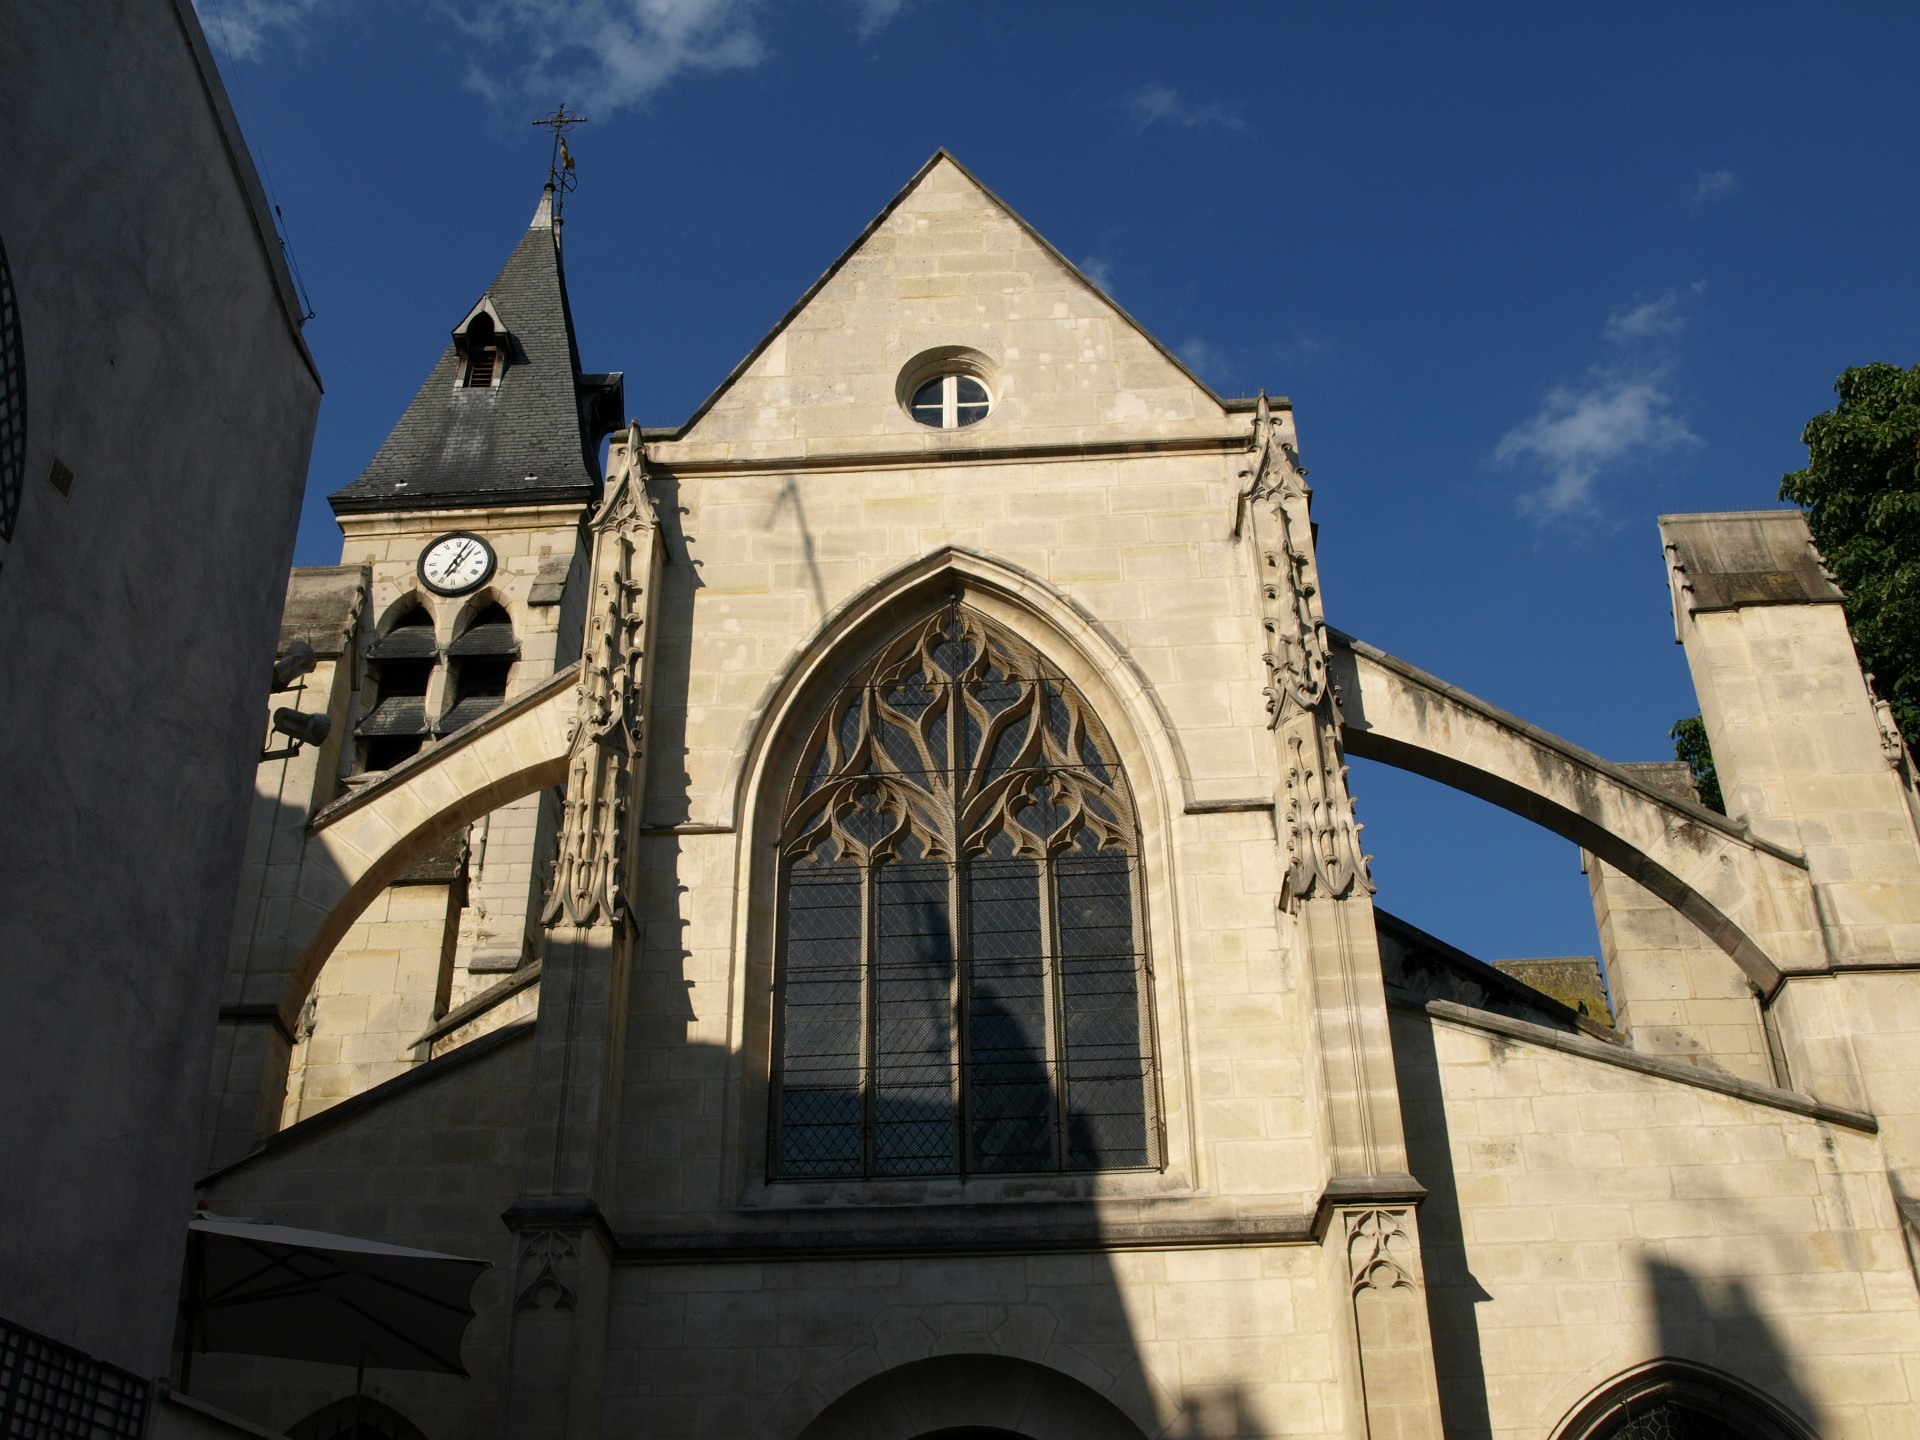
xmin=196 ymin=153 xmax=1920 ymax=1440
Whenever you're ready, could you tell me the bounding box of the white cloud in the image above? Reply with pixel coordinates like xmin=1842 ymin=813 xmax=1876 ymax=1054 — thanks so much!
xmin=1603 ymin=284 xmax=1701 ymax=343
xmin=196 ymin=0 xmax=772 ymax=112
xmin=1079 ymin=256 xmax=1117 ymax=294
xmin=1498 ymin=288 xmax=1705 ymax=519
xmin=193 ymin=0 xmax=335 ymax=60
xmin=1177 ymin=337 xmax=1233 ymax=386
xmin=849 ymin=0 xmax=908 ymax=39
xmin=457 ymin=0 xmax=767 ymax=112
xmin=1125 ymin=84 xmax=1244 ymax=136
xmin=1498 ymin=368 xmax=1697 ymax=519
xmin=1687 ymin=168 xmax=1738 ymax=208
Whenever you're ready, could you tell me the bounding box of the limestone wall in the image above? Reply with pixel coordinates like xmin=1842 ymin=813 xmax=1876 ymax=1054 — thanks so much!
xmin=1391 ymin=1003 xmax=1920 ymax=1440
xmin=281 ymin=877 xmax=460 ymax=1125
xmin=193 ymin=1029 xmax=534 ymax=1440
xmin=1584 ymin=850 xmax=1773 ymax=1085
xmin=615 ymin=441 xmax=1322 ymax=1227
xmin=602 ymin=1245 xmax=1342 ymax=1440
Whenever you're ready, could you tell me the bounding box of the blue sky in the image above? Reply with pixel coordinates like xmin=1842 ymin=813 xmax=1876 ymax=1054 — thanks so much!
xmin=197 ymin=0 xmax=1920 ymax=970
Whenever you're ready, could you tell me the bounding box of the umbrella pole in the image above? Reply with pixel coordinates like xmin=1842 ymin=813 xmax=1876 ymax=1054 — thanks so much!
xmin=353 ymin=1349 xmax=366 ymax=1439
xmin=180 ymin=1230 xmax=201 ymax=1395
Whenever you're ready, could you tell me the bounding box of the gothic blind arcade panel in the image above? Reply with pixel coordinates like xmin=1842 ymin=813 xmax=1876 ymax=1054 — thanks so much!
xmin=771 ymin=603 xmax=1161 ymax=1180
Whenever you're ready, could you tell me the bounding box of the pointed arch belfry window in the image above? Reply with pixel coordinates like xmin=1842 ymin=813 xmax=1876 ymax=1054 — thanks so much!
xmin=771 ymin=602 xmax=1161 ymax=1180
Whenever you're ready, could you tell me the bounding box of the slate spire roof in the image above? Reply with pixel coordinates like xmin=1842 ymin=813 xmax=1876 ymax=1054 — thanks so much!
xmin=330 ymin=187 xmax=623 ymax=515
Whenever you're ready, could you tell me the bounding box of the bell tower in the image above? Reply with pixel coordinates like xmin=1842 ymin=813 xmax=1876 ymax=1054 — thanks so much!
xmin=277 ymin=179 xmax=623 ymax=1119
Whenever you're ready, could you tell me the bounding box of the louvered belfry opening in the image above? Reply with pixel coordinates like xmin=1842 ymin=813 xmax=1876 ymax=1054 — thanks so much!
xmin=440 ymin=603 xmax=517 ymax=733
xmin=771 ymin=602 xmax=1160 ymax=1181
xmin=357 ymin=604 xmax=437 ymax=770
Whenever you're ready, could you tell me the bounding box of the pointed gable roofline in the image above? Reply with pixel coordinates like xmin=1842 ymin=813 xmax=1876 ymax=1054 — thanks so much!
xmin=659 ymin=149 xmax=1265 ymax=441
xmin=330 ymin=190 xmax=623 ymax=516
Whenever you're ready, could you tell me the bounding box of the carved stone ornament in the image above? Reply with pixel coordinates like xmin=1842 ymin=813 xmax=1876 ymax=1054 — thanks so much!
xmin=544 ymin=423 xmax=655 ymax=929
xmin=1867 ymin=673 xmax=1907 ymax=770
xmin=512 ymin=1228 xmax=579 ymax=1312
xmin=1238 ymin=391 xmax=1328 ymax=724
xmin=1239 ymin=393 xmax=1373 ymax=910
xmin=1282 ymin=723 xmax=1372 ymax=909
xmin=1344 ymin=1207 xmax=1417 ymax=1296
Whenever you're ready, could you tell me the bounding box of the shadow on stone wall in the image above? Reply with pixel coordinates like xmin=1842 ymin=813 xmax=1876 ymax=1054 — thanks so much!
xmin=1386 ymin=1007 xmax=1493 ymax=1440
xmin=607 ymin=504 xmax=1250 ymax=1440
xmin=1641 ymin=1257 xmax=1822 ymax=1434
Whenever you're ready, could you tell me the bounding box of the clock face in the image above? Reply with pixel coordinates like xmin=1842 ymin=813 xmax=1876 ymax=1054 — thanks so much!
xmin=418 ymin=532 xmax=496 ymax=595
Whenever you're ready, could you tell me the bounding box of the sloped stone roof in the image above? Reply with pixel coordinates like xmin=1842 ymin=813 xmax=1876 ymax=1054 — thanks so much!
xmin=330 ymin=192 xmax=620 ymax=515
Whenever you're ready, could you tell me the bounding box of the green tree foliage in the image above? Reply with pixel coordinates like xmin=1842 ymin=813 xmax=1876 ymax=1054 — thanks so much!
xmin=1669 ymin=715 xmax=1724 ymax=813
xmin=1780 ymin=362 xmax=1920 ymax=742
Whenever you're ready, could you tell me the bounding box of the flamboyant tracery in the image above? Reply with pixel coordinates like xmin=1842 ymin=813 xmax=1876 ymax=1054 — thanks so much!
xmin=771 ymin=602 xmax=1159 ymax=1179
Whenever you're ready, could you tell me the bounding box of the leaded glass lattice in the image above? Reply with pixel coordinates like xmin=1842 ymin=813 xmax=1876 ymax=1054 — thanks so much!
xmin=771 ymin=603 xmax=1159 ymax=1179
xmin=1594 ymin=1402 xmax=1755 ymax=1440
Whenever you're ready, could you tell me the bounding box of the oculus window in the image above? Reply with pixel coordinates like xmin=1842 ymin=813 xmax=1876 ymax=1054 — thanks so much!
xmin=770 ymin=602 xmax=1160 ymax=1180
xmin=909 ymin=373 xmax=991 ymax=429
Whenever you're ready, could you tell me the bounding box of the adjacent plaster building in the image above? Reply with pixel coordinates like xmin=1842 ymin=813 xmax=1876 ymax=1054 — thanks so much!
xmin=0 ymin=0 xmax=322 ymax=1422
xmin=194 ymin=154 xmax=1920 ymax=1440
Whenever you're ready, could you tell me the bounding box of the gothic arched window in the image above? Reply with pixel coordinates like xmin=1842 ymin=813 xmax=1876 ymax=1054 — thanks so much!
xmin=771 ymin=603 xmax=1160 ymax=1180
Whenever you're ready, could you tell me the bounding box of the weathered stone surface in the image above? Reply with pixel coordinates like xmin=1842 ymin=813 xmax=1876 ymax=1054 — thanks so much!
xmin=0 ymin=0 xmax=320 ymax=1377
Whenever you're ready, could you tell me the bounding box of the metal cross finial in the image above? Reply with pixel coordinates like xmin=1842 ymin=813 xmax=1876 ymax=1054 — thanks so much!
xmin=531 ymin=103 xmax=589 ymax=220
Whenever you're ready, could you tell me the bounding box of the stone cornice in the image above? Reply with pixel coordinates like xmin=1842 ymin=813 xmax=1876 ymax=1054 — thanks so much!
xmin=647 ymin=431 xmax=1250 ymax=479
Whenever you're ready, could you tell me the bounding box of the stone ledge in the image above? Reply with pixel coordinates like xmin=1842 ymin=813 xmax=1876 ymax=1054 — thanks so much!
xmin=195 ymin=1020 xmax=537 ymax=1187
xmin=413 ymin=961 xmax=541 ymax=1048
xmin=613 ymin=1174 xmax=1429 ymax=1264
xmin=1393 ymin=994 xmax=1879 ymax=1134
xmin=652 ymin=431 xmax=1251 ymax=478
xmin=614 ymin=1211 xmax=1316 ymax=1264
xmin=217 ymin=1003 xmax=296 ymax=1046
xmin=1183 ymin=797 xmax=1274 ymax=816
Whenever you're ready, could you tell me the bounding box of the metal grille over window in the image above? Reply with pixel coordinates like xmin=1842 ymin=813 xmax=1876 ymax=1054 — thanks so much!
xmin=0 ymin=237 xmax=25 ymax=543
xmin=772 ymin=602 xmax=1159 ymax=1179
xmin=1593 ymin=1403 xmax=1755 ymax=1440
xmin=0 ymin=1318 xmax=150 ymax=1440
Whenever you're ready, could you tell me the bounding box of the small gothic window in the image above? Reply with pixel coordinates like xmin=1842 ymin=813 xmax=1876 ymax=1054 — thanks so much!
xmin=909 ymin=373 xmax=990 ymax=429
xmin=0 ymin=234 xmax=25 ymax=543
xmin=358 ymin=604 xmax=437 ymax=770
xmin=462 ymin=314 xmax=500 ymax=389
xmin=440 ymin=603 xmax=517 ymax=732
xmin=770 ymin=602 xmax=1159 ymax=1180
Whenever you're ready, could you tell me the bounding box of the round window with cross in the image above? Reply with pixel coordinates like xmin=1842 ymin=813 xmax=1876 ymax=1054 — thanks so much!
xmin=908 ymin=372 xmax=991 ymax=429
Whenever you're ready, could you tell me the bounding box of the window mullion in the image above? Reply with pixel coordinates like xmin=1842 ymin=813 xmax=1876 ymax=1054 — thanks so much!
xmin=942 ymin=374 xmax=957 ymax=429
xmin=948 ymin=671 xmax=969 ymax=1176
xmin=1039 ymin=847 xmax=1066 ymax=1171
xmin=860 ymin=840 xmax=877 ymax=1180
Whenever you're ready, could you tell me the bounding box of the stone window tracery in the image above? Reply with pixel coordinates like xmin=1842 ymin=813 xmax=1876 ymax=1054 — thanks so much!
xmin=770 ymin=602 xmax=1160 ymax=1180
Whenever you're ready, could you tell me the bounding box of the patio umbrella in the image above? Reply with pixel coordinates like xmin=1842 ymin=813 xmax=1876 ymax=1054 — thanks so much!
xmin=181 ymin=1215 xmax=488 ymax=1380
